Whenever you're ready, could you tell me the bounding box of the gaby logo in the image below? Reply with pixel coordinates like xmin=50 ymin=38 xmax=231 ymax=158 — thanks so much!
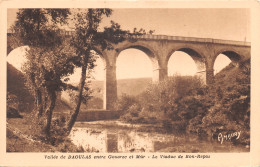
xmin=218 ymin=131 xmax=241 ymax=144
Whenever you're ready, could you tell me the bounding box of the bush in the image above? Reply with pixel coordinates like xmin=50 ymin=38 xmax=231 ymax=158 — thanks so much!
xmin=115 ymin=66 xmax=250 ymax=146
xmin=117 ymin=75 xmax=204 ymax=130
xmin=187 ymin=63 xmax=250 ymax=145
xmin=115 ymin=94 xmax=141 ymax=116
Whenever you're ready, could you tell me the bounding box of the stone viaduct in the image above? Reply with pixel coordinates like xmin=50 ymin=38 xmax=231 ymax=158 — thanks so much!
xmin=7 ymin=33 xmax=251 ymax=110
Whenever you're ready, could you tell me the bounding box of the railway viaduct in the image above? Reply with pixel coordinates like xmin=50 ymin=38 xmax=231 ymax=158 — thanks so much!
xmin=7 ymin=33 xmax=251 ymax=110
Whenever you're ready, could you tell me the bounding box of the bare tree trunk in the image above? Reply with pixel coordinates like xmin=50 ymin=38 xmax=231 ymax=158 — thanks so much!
xmin=66 ymin=65 xmax=87 ymax=134
xmin=44 ymin=93 xmax=48 ymax=111
xmin=30 ymin=73 xmax=43 ymax=117
xmin=36 ymin=89 xmax=43 ymax=117
xmin=45 ymin=91 xmax=57 ymax=136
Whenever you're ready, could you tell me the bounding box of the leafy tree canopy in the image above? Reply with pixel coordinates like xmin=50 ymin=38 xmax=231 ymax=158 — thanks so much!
xmin=12 ymin=9 xmax=71 ymax=47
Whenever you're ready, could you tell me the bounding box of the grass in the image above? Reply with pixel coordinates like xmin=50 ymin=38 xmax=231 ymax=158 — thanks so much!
xmin=6 ymin=112 xmax=84 ymax=152
xmin=7 ymin=115 xmax=55 ymax=152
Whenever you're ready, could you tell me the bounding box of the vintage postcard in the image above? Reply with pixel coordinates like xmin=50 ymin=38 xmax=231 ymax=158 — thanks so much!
xmin=0 ymin=0 xmax=260 ymax=166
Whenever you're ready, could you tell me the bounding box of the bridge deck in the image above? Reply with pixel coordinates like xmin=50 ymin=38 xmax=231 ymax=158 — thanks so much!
xmin=7 ymin=30 xmax=250 ymax=47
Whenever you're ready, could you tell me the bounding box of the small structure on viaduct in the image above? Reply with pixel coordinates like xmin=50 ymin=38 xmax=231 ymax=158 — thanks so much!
xmin=7 ymin=33 xmax=251 ymax=110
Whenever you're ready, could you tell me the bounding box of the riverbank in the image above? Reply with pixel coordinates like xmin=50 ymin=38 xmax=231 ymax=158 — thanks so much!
xmin=71 ymin=120 xmax=250 ymax=153
xmin=6 ymin=113 xmax=83 ymax=152
xmin=6 ymin=113 xmax=249 ymax=153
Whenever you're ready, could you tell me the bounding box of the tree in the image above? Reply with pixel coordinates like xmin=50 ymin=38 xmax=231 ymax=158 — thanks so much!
xmin=66 ymin=9 xmax=154 ymax=133
xmin=13 ymin=9 xmax=73 ymax=136
xmin=13 ymin=9 xmax=70 ymax=47
xmin=66 ymin=9 xmax=130 ymax=133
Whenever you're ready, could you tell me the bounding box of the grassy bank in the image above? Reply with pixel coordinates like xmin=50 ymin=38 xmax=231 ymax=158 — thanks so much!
xmin=6 ymin=113 xmax=84 ymax=152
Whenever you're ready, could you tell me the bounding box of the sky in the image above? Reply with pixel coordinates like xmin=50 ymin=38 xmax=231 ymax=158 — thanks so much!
xmin=7 ymin=8 xmax=250 ymax=82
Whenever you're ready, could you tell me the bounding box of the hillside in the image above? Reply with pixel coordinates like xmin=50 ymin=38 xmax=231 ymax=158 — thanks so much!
xmin=7 ymin=63 xmax=71 ymax=114
xmin=89 ymin=77 xmax=152 ymax=98
xmin=7 ymin=63 xmax=31 ymax=101
xmin=7 ymin=63 xmax=34 ymax=112
xmin=61 ymin=78 xmax=152 ymax=109
xmin=214 ymin=59 xmax=250 ymax=85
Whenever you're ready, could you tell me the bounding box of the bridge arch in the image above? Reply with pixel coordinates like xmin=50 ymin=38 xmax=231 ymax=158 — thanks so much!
xmin=117 ymin=42 xmax=158 ymax=59
xmin=118 ymin=45 xmax=158 ymax=67
xmin=167 ymin=47 xmax=205 ymax=65
xmin=116 ymin=48 xmax=153 ymax=79
xmin=116 ymin=43 xmax=161 ymax=82
xmin=213 ymin=49 xmax=242 ymax=68
xmin=167 ymin=47 xmax=206 ymax=82
xmin=7 ymin=46 xmax=30 ymax=72
xmin=7 ymin=44 xmax=29 ymax=56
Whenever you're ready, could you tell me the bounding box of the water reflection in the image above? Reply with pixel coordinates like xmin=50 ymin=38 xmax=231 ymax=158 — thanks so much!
xmin=70 ymin=128 xmax=107 ymax=152
xmin=70 ymin=127 xmax=177 ymax=153
xmin=69 ymin=122 xmax=249 ymax=153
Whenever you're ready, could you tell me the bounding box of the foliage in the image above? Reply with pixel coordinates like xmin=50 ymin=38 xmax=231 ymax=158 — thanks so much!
xmin=191 ymin=63 xmax=251 ymax=145
xmin=118 ymin=75 xmax=204 ymax=127
xmin=12 ymin=9 xmax=70 ymax=48
xmin=13 ymin=9 xmax=73 ymax=136
xmin=117 ymin=63 xmax=250 ymax=146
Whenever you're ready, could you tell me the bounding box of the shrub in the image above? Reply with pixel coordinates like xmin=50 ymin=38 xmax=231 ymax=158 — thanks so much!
xmin=117 ymin=68 xmax=250 ymax=146
xmin=115 ymin=94 xmax=141 ymax=116
xmin=187 ymin=63 xmax=250 ymax=145
xmin=115 ymin=64 xmax=250 ymax=146
xmin=117 ymin=75 xmax=204 ymax=129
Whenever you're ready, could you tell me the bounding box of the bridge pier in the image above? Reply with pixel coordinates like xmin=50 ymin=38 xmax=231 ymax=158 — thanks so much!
xmin=103 ymin=64 xmax=117 ymax=110
xmin=206 ymin=68 xmax=215 ymax=85
xmin=152 ymin=57 xmax=168 ymax=82
xmin=103 ymin=51 xmax=118 ymax=110
xmin=194 ymin=60 xmax=207 ymax=84
xmin=205 ymin=57 xmax=215 ymax=85
xmin=153 ymin=68 xmax=168 ymax=82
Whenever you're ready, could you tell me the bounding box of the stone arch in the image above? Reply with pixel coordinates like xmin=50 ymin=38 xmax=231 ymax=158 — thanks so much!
xmin=167 ymin=46 xmax=205 ymax=65
xmin=167 ymin=47 xmax=206 ymax=75
xmin=213 ymin=49 xmax=242 ymax=68
xmin=116 ymin=46 xmax=155 ymax=75
xmin=116 ymin=44 xmax=159 ymax=78
xmin=166 ymin=46 xmax=207 ymax=83
xmin=116 ymin=42 xmax=158 ymax=60
xmin=91 ymin=48 xmax=108 ymax=69
xmin=7 ymin=46 xmax=30 ymax=73
xmin=7 ymin=45 xmax=29 ymax=57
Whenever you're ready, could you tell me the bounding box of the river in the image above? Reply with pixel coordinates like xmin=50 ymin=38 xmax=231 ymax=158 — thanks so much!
xmin=69 ymin=120 xmax=249 ymax=153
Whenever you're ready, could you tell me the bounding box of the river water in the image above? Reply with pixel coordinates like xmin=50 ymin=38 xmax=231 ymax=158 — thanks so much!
xmin=69 ymin=120 xmax=249 ymax=153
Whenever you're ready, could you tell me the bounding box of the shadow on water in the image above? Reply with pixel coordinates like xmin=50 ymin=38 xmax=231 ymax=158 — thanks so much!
xmin=69 ymin=121 xmax=249 ymax=153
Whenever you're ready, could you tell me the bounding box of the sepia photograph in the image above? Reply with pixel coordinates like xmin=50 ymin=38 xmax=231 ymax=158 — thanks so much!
xmin=1 ymin=1 xmax=260 ymax=166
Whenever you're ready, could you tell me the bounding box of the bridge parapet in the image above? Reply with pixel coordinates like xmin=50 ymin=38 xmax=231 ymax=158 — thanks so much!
xmin=129 ymin=34 xmax=250 ymax=47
